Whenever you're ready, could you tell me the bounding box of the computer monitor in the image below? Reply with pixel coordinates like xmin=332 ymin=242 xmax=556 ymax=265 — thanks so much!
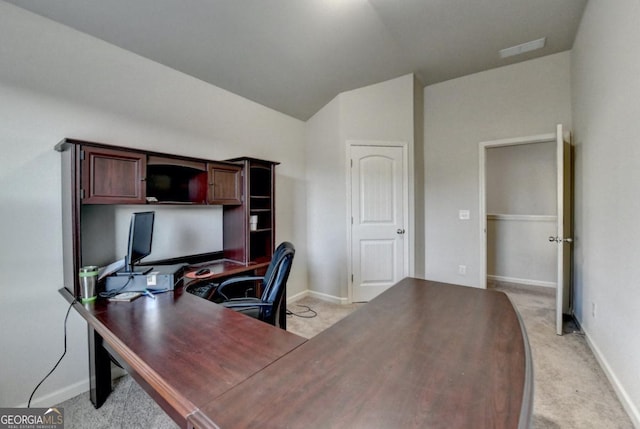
xmin=118 ymin=211 xmax=155 ymax=276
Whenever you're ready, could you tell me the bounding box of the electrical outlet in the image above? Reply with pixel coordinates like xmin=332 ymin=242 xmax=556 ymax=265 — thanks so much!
xmin=592 ymin=302 xmax=596 ymax=318
xmin=458 ymin=265 xmax=467 ymax=275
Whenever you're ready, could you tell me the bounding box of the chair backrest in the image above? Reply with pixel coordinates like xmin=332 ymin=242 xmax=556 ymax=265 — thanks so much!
xmin=260 ymin=242 xmax=295 ymax=324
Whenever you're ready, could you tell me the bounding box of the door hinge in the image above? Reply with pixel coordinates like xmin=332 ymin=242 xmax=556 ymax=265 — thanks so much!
xmin=351 ymin=274 xmax=354 ymax=282
xmin=350 ymin=159 xmax=353 ymax=167
xmin=351 ymin=216 xmax=353 ymax=225
xmin=80 ymin=189 xmax=85 ymax=200
xmin=80 ymin=150 xmax=85 ymax=161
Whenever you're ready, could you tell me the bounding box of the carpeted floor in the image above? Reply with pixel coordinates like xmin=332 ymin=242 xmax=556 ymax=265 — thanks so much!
xmin=489 ymin=281 xmax=633 ymax=428
xmin=56 ymin=282 xmax=633 ymax=428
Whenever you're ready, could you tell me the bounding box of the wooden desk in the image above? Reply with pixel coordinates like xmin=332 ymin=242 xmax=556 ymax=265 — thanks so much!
xmin=202 ymin=278 xmax=533 ymax=428
xmin=60 ymin=287 xmax=306 ymax=427
xmin=63 ymin=277 xmax=532 ymax=428
xmin=183 ymin=259 xmax=270 ymax=282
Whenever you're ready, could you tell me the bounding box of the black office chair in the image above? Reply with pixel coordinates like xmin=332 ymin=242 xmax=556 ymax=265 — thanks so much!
xmin=216 ymin=242 xmax=295 ymax=328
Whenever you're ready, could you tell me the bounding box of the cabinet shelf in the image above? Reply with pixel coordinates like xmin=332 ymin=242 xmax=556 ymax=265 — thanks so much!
xmin=223 ymin=157 xmax=279 ymax=264
xmin=147 ymin=163 xmax=207 ymax=204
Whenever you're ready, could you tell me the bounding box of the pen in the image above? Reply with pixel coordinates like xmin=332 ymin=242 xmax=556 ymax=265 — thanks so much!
xmin=144 ymin=289 xmax=156 ymax=300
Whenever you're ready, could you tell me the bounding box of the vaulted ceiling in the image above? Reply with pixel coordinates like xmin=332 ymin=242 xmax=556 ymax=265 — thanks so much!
xmin=7 ymin=0 xmax=587 ymax=120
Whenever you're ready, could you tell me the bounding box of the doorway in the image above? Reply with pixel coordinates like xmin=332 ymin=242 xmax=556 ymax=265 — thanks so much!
xmin=479 ymin=125 xmax=572 ymax=335
xmin=347 ymin=141 xmax=409 ymax=302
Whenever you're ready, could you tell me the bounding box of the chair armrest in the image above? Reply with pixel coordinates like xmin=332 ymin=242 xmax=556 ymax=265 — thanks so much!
xmin=217 ymin=276 xmax=263 ymax=291
xmin=216 ymin=276 xmax=264 ymax=300
xmin=222 ymin=299 xmax=272 ymax=309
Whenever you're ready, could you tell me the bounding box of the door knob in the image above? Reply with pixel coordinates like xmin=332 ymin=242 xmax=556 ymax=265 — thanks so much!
xmin=549 ymin=236 xmax=573 ymax=243
xmin=397 ymin=229 xmax=405 ymax=235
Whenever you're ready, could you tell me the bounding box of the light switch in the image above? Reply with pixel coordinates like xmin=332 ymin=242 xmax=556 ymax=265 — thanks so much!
xmin=459 ymin=210 xmax=470 ymax=220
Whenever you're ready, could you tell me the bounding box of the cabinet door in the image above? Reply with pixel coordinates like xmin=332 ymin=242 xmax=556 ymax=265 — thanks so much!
xmin=208 ymin=163 xmax=242 ymax=205
xmin=82 ymin=147 xmax=147 ymax=204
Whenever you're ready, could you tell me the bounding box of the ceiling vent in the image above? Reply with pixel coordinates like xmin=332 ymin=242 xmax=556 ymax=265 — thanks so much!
xmin=499 ymin=37 xmax=546 ymax=59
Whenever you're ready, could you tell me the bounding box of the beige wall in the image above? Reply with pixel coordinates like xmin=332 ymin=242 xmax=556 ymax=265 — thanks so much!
xmin=305 ymin=74 xmax=417 ymax=299
xmin=0 ymin=2 xmax=306 ymax=407
xmin=305 ymin=96 xmax=344 ymax=299
xmin=424 ymin=51 xmax=572 ymax=287
xmin=571 ymin=0 xmax=640 ymax=423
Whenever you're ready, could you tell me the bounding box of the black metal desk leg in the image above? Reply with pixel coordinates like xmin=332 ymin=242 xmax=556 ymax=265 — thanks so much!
xmin=88 ymin=326 xmax=111 ymax=408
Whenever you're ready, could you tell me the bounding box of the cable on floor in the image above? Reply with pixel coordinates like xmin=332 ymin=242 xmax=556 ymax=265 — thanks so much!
xmin=286 ymin=304 xmax=317 ymax=318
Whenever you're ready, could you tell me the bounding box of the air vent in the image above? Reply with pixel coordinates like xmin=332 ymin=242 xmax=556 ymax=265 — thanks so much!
xmin=499 ymin=37 xmax=546 ymax=59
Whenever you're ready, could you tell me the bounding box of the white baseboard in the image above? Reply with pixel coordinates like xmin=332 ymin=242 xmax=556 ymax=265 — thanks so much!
xmin=583 ymin=330 xmax=640 ymax=428
xmin=287 ymin=289 xmax=349 ymax=305
xmin=18 ymin=364 xmax=127 ymax=408
xmin=287 ymin=289 xmax=309 ymax=304
xmin=18 ymin=378 xmax=88 ymax=408
xmin=488 ymin=275 xmax=556 ymax=289
xmin=307 ymin=290 xmax=350 ymax=305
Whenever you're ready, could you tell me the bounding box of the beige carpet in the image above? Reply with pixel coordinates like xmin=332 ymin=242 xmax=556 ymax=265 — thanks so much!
xmin=488 ymin=281 xmax=633 ymax=428
xmin=57 ymin=283 xmax=633 ymax=428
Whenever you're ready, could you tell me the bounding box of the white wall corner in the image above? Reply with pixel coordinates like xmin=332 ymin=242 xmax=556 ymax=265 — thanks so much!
xmin=584 ymin=330 xmax=640 ymax=427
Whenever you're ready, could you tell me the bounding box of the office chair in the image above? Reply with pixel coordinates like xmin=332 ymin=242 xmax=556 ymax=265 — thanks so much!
xmin=216 ymin=242 xmax=295 ymax=328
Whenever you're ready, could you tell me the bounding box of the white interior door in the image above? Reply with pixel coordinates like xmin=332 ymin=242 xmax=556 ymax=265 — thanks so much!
xmin=553 ymin=124 xmax=573 ymax=335
xmin=350 ymin=145 xmax=406 ymax=302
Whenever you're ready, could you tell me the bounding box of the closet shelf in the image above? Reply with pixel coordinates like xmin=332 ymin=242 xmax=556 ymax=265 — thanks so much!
xmin=487 ymin=213 xmax=557 ymax=222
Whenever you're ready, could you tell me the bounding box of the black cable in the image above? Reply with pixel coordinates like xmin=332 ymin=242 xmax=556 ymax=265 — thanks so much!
xmin=27 ymin=297 xmax=77 ymax=408
xmin=286 ymin=304 xmax=317 ymax=319
xmin=98 ymin=275 xmax=133 ymax=298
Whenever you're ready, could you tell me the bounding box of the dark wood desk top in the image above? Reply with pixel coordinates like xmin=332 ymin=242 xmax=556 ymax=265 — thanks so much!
xmin=61 ymin=287 xmax=306 ymax=427
xmin=200 ymin=278 xmax=533 ymax=429
xmin=184 ymin=259 xmax=270 ymax=282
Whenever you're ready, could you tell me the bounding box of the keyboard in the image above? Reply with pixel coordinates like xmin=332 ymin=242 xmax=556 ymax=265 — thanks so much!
xmin=187 ymin=283 xmax=215 ymax=299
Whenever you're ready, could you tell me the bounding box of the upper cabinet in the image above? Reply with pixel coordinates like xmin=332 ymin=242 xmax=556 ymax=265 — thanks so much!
xmin=61 ymin=139 xmax=245 ymax=206
xmin=56 ymin=138 xmax=278 ymax=296
xmin=81 ymin=146 xmax=147 ymax=204
xmin=208 ymin=162 xmax=242 ymax=205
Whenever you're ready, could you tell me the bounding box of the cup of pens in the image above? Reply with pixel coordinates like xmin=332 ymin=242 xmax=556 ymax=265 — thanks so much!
xmin=79 ymin=266 xmax=99 ymax=303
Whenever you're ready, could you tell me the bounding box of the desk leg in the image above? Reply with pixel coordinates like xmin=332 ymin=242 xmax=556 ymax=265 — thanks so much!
xmin=88 ymin=326 xmax=111 ymax=408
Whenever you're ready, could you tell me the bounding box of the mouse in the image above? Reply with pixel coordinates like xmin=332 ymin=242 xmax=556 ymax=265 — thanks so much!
xmin=195 ymin=268 xmax=211 ymax=276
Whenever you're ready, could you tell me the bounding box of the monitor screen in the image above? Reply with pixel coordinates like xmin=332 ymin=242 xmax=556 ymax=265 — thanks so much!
xmin=124 ymin=211 xmax=154 ymax=274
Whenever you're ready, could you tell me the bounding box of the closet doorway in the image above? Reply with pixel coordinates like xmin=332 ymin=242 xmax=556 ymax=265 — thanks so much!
xmin=479 ymin=125 xmax=572 ymax=335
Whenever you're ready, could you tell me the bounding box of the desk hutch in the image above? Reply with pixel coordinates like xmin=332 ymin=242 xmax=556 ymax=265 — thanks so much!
xmin=55 ymin=138 xmax=278 ymax=298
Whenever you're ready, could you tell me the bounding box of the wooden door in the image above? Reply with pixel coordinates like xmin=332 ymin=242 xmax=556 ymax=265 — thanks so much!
xmin=350 ymin=145 xmax=407 ymax=302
